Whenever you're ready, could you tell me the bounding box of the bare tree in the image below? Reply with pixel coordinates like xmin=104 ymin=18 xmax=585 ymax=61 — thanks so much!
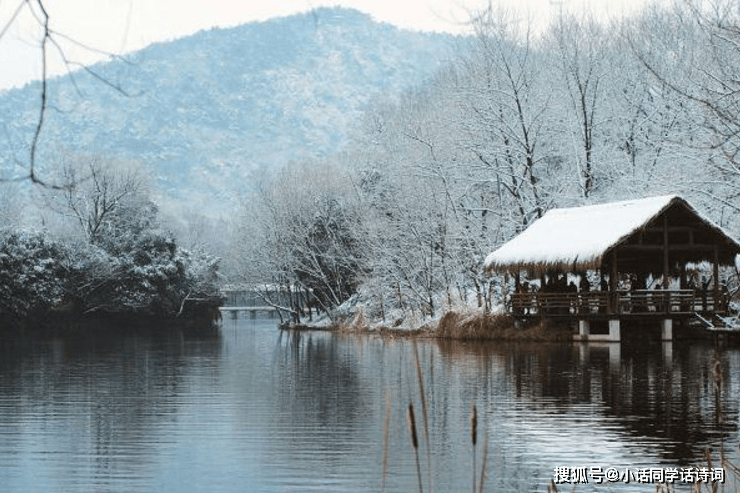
xmin=547 ymin=11 xmax=614 ymax=198
xmin=0 ymin=0 xmax=132 ymax=187
xmin=42 ymin=156 xmax=146 ymax=244
xmin=627 ymin=0 xmax=740 ymax=225
xmin=460 ymin=5 xmax=549 ymax=228
xmin=234 ymin=161 xmax=368 ymax=321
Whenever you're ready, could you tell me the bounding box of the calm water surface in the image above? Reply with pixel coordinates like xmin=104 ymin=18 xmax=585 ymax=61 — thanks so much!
xmin=0 ymin=317 xmax=739 ymax=492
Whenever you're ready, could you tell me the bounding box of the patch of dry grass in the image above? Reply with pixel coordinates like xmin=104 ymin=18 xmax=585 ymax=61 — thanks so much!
xmin=434 ymin=309 xmax=572 ymax=341
xmin=291 ymin=306 xmax=572 ymax=342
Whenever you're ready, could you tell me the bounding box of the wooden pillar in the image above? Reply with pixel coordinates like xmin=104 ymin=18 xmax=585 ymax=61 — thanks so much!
xmin=611 ymin=251 xmax=618 ymax=313
xmin=679 ymin=264 xmax=688 ymax=312
xmin=663 ymin=215 xmax=670 ymax=285
xmin=513 ymin=270 xmax=521 ymax=316
xmin=662 ymin=319 xmax=673 ymax=341
xmin=539 ymin=272 xmax=546 ymax=316
xmin=503 ymin=273 xmax=509 ymax=311
xmin=662 ymin=215 xmax=671 ymax=313
xmin=598 ymin=268 xmax=605 ymax=313
xmin=713 ymin=244 xmax=720 ymax=311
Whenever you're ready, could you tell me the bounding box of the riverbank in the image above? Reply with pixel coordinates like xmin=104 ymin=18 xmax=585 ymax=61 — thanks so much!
xmin=284 ymin=307 xmax=574 ymax=341
xmin=1 ymin=301 xmax=223 ymax=335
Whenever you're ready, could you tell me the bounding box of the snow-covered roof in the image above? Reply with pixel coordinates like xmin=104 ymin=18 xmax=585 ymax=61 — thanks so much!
xmin=483 ymin=195 xmax=740 ymax=274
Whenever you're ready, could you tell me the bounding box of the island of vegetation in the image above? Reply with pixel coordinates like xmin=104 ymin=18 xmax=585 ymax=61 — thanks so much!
xmin=0 ymin=158 xmax=222 ymax=330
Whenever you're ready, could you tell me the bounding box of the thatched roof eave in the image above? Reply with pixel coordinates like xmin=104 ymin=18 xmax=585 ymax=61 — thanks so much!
xmin=483 ymin=195 xmax=740 ymax=276
xmin=484 ymin=256 xmax=604 ymax=276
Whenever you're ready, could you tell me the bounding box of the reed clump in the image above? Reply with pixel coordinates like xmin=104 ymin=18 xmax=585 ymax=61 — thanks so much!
xmin=388 ymin=342 xmax=487 ymax=493
xmin=434 ymin=309 xmax=571 ymax=341
xmin=335 ymin=305 xmax=368 ymax=333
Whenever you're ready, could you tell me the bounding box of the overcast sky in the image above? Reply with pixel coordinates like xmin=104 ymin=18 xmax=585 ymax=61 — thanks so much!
xmin=0 ymin=0 xmax=657 ymax=91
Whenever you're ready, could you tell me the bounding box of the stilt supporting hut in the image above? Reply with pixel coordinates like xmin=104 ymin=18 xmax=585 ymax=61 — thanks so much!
xmin=483 ymin=195 xmax=740 ymax=342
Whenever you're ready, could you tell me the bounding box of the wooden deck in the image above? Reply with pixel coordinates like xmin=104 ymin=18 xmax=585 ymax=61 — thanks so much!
xmin=509 ymin=289 xmax=724 ymax=319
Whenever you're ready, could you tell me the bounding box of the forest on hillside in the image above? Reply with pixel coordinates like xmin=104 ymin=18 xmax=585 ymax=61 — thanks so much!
xmin=234 ymin=1 xmax=740 ymax=324
xmin=0 ymin=7 xmax=453 ymax=223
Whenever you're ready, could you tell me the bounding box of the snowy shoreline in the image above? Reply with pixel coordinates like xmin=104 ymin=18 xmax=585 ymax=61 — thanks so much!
xmin=280 ymin=308 xmax=572 ymax=342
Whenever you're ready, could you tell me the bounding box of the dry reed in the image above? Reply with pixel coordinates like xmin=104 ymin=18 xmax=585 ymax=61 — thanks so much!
xmin=478 ymin=439 xmax=488 ymax=493
xmin=407 ymin=403 xmax=423 ymax=493
xmin=471 ymin=405 xmax=477 ymax=493
xmin=381 ymin=390 xmax=391 ymax=492
xmin=705 ymin=448 xmax=716 ymax=493
xmin=470 ymin=403 xmax=489 ymax=493
xmin=413 ymin=340 xmax=433 ymax=493
xmin=546 ymin=479 xmax=560 ymax=492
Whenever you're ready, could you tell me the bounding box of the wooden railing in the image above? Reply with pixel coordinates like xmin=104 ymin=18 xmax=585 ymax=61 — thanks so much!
xmin=511 ymin=292 xmax=603 ymax=316
xmin=619 ymin=289 xmax=699 ymax=314
xmin=509 ymin=289 xmax=722 ymax=317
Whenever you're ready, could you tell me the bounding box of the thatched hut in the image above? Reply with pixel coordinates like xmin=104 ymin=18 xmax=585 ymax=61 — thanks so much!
xmin=483 ymin=195 xmax=740 ymax=341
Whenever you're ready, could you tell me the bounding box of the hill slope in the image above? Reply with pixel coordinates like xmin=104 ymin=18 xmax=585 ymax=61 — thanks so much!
xmin=0 ymin=7 xmax=456 ymax=216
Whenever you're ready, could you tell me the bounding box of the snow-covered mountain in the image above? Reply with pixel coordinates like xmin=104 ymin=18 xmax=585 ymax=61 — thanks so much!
xmin=0 ymin=7 xmax=456 ymax=216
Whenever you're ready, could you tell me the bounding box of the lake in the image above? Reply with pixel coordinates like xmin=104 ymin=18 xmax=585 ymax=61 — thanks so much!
xmin=0 ymin=316 xmax=737 ymax=492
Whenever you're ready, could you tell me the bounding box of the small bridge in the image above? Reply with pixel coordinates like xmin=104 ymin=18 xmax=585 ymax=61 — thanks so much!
xmin=219 ymin=306 xmax=279 ymax=319
xmin=219 ymin=286 xmax=315 ymax=320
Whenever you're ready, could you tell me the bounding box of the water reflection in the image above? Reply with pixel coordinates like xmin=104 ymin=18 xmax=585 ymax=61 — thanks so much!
xmin=0 ymin=325 xmax=221 ymax=493
xmin=0 ymin=318 xmax=738 ymax=492
xmin=435 ymin=336 xmax=739 ymax=472
xmin=274 ymin=331 xmax=367 ymax=430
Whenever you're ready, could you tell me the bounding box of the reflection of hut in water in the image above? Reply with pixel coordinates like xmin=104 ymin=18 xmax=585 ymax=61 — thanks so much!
xmin=435 ymin=337 xmax=734 ymax=465
xmin=484 ymin=195 xmax=740 ymax=341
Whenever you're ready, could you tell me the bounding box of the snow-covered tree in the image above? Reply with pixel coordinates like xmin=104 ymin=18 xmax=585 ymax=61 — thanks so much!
xmin=234 ymin=161 xmax=367 ymax=320
xmin=459 ymin=6 xmax=550 ymax=229
xmin=546 ymin=11 xmax=613 ymax=198
xmin=0 ymin=230 xmax=67 ymax=320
